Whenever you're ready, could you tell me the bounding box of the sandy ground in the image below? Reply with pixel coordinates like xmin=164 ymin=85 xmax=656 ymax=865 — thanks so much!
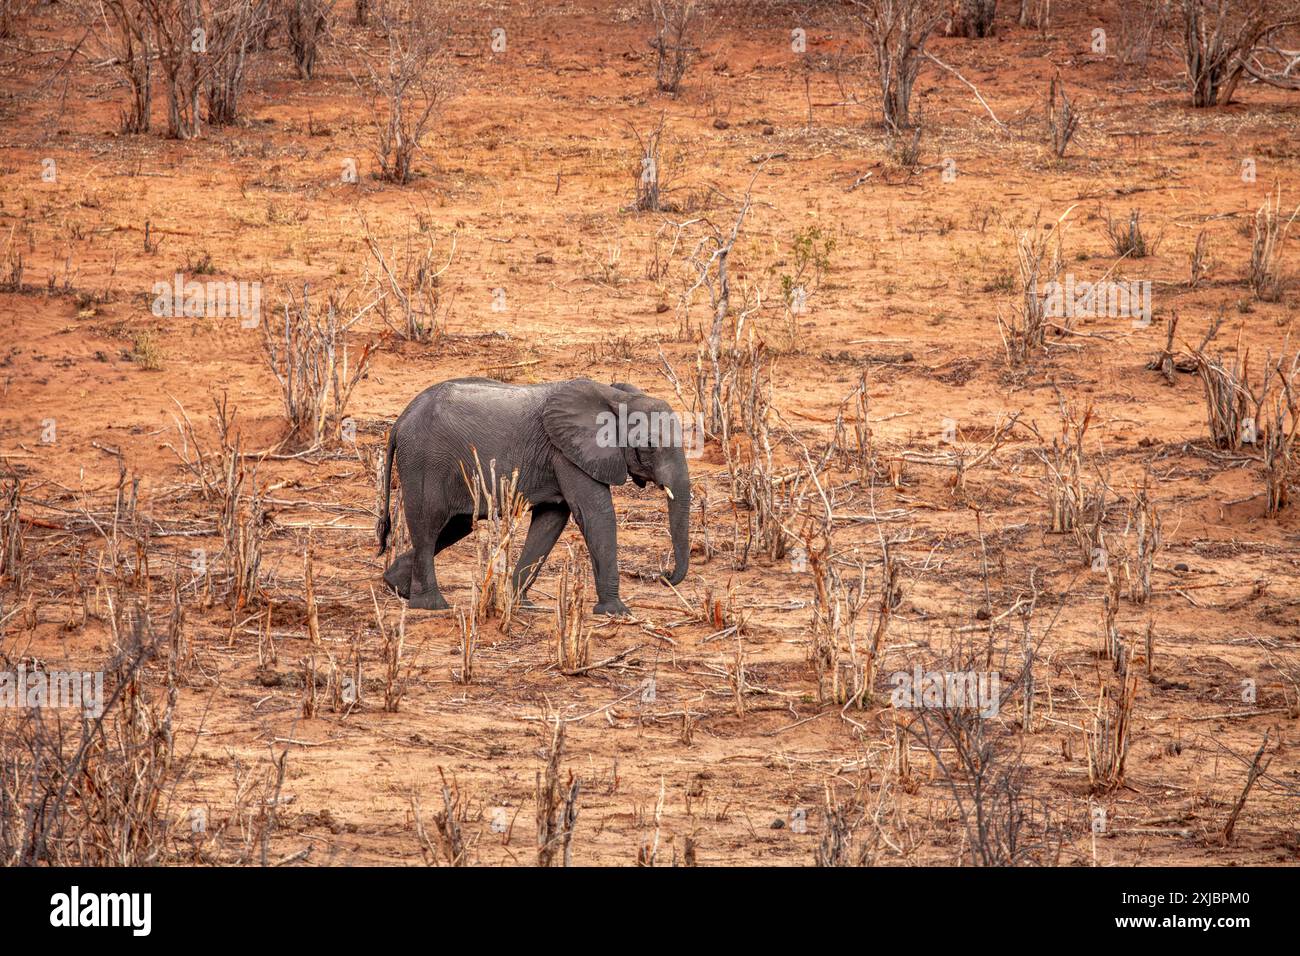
xmin=1 ymin=1 xmax=1299 ymax=865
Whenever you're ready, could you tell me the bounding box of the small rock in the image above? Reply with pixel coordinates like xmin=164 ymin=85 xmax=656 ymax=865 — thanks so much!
xmin=713 ymin=118 xmax=730 ymax=130
xmin=655 ymin=303 xmax=669 ymax=313
xmin=771 ymin=818 xmax=785 ymax=829
xmin=762 ymin=126 xmax=775 ymax=136
xmin=535 ymin=253 xmax=554 ymax=264
xmin=1174 ymin=562 xmax=1189 ymax=572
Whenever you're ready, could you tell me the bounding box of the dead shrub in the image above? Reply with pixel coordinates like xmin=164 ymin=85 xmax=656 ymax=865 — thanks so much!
xmin=555 ymin=549 xmax=592 ymax=673
xmin=0 ymin=613 xmax=186 ymax=865
xmin=1247 ymin=184 xmax=1298 ymax=301
xmin=361 ymin=213 xmax=455 ymax=342
xmin=285 ymin=0 xmax=332 ymax=79
xmin=851 ymin=0 xmax=946 ymax=132
xmin=1046 ymin=73 xmax=1079 ymax=158
xmin=1039 ymin=400 xmax=1109 ymax=567
xmin=78 ymin=0 xmax=154 ymax=133
xmin=462 ymin=452 xmax=528 ymax=633
xmin=945 ymin=0 xmax=997 ymax=38
xmin=412 ymin=770 xmax=477 ymax=866
xmin=535 ymin=715 xmax=580 ymax=867
xmin=1103 ymin=208 xmax=1161 ymax=259
xmin=1261 ymin=353 xmax=1300 ymax=516
xmin=1 ymin=479 xmax=23 ymax=593
xmin=1179 ymin=0 xmax=1296 ymax=107
xmin=1085 ymin=667 xmax=1139 ymax=792
xmin=347 ymin=0 xmax=455 ymax=185
xmin=998 ymin=210 xmax=1067 ymax=366
xmin=205 ymin=0 xmax=274 ymax=126
xmin=647 ymin=0 xmax=705 ymax=94
xmin=261 ymin=286 xmax=375 ymax=451
xmin=1193 ymin=328 xmax=1260 ymax=451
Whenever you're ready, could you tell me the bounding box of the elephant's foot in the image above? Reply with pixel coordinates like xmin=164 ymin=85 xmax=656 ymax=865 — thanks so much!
xmin=408 ymin=589 xmax=451 ymax=611
xmin=515 ymin=598 xmax=546 ymax=613
xmin=593 ymin=598 xmax=631 ymax=617
xmin=382 ymin=560 xmax=412 ymax=600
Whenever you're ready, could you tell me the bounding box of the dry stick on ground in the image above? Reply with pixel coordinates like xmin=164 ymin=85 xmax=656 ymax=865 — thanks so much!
xmin=370 ymin=587 xmax=407 ymax=713
xmin=923 ymin=49 xmax=1008 ymax=132
xmin=303 ymin=532 xmax=320 ymax=646
xmin=1 ymin=478 xmax=23 ymax=592
xmin=455 ymin=596 xmax=478 ymax=685
xmin=1147 ymin=313 xmax=1182 ymax=384
xmin=1188 ymin=229 xmax=1214 ymax=288
xmin=535 ymin=714 xmax=580 ymax=867
xmin=1221 ymin=732 xmax=1272 ymax=845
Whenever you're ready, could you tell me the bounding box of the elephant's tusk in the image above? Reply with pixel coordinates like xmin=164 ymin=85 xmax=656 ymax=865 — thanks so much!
xmin=663 ymin=486 xmax=674 ymax=500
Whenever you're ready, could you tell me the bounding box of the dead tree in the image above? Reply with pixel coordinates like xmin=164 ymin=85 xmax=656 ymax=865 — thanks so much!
xmin=206 ymin=0 xmax=274 ymax=126
xmin=1179 ymin=0 xmax=1299 ymax=107
xmin=80 ymin=0 xmax=154 ymax=133
xmin=285 ymin=0 xmax=332 ymax=80
xmin=647 ymin=0 xmax=704 ymax=94
xmin=1046 ymin=72 xmax=1079 ymax=158
xmin=347 ymin=0 xmax=455 ymax=185
xmin=946 ymin=0 xmax=997 ymax=38
xmin=851 ymin=0 xmax=946 ymax=132
xmin=140 ymin=0 xmax=206 ymax=139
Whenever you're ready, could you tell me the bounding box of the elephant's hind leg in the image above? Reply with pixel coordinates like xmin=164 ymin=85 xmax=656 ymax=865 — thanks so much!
xmin=407 ymin=512 xmax=474 ymax=610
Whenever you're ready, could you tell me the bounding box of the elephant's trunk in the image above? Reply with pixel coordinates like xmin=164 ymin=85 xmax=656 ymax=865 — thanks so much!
xmin=660 ymin=461 xmax=691 ymax=586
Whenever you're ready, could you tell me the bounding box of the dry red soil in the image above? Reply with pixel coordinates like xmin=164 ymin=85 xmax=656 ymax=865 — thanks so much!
xmin=1 ymin=1 xmax=1299 ymax=865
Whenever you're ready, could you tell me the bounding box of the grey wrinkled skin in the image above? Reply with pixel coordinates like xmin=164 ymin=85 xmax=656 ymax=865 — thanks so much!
xmin=376 ymin=378 xmax=691 ymax=616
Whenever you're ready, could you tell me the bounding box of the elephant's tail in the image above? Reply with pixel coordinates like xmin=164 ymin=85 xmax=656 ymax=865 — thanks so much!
xmin=376 ymin=426 xmax=397 ymax=556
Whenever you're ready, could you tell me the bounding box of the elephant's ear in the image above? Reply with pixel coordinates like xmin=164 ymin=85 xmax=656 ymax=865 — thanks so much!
xmin=610 ymin=381 xmax=645 ymax=396
xmin=543 ymin=380 xmax=628 ymax=486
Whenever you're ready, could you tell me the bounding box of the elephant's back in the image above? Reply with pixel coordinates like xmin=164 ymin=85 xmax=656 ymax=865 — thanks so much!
xmin=399 ymin=377 xmax=555 ymax=422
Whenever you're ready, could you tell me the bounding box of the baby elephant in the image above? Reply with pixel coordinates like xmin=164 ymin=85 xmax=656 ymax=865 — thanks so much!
xmin=376 ymin=378 xmax=692 ymax=615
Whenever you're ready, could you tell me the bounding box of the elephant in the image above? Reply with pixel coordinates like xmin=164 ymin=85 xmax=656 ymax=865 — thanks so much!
xmin=375 ymin=377 xmax=692 ymax=615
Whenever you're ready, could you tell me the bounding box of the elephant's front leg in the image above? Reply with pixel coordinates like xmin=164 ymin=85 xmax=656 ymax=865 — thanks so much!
xmin=555 ymin=460 xmax=628 ymax=616
xmin=512 ymin=503 xmax=570 ymax=609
